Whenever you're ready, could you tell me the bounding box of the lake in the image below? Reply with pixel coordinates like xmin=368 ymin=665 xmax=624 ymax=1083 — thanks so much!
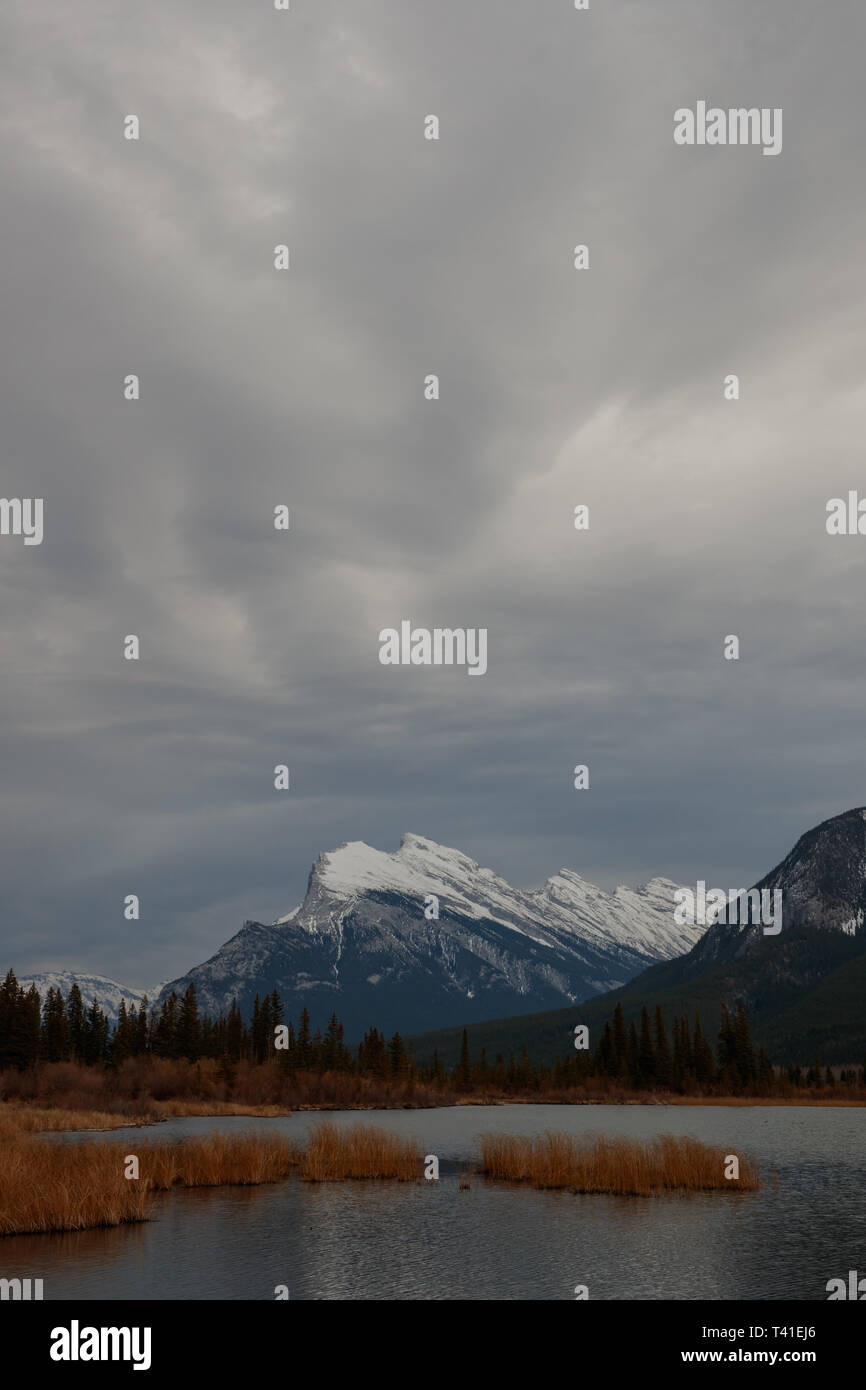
xmin=4 ymin=1105 xmax=864 ymax=1299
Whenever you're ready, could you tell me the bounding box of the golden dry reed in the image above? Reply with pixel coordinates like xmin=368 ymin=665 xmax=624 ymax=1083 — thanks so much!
xmin=0 ymin=1105 xmax=136 ymax=1133
xmin=0 ymin=1120 xmax=150 ymax=1235
xmin=142 ymin=1131 xmax=302 ymax=1191
xmin=0 ymin=1121 xmax=419 ymax=1235
xmin=0 ymin=1121 xmax=302 ymax=1236
xmin=0 ymin=1121 xmax=758 ymax=1238
xmin=301 ymin=1121 xmax=421 ymax=1182
xmin=478 ymin=1131 xmax=759 ymax=1195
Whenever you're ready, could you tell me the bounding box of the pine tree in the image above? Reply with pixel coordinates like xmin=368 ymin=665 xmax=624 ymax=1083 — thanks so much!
xmin=732 ymin=1002 xmax=757 ymax=1087
xmin=653 ymin=1006 xmax=671 ymax=1089
xmin=42 ymin=985 xmax=70 ymax=1062
xmin=251 ymin=995 xmax=261 ymax=1062
xmin=627 ymin=1020 xmax=640 ymax=1087
xmin=66 ymin=983 xmax=86 ymax=1060
xmin=178 ymin=983 xmax=200 ymax=1060
xmin=83 ymin=998 xmax=109 ymax=1064
xmin=297 ymin=1007 xmax=312 ymax=1069
xmin=612 ymin=1002 xmax=629 ymax=1079
xmin=692 ymin=1011 xmax=716 ymax=1086
xmin=717 ymin=1003 xmax=737 ymax=1086
xmin=679 ymin=1014 xmax=694 ymax=1080
xmin=114 ymin=998 xmax=136 ymax=1065
xmin=457 ymin=1028 xmax=471 ymax=1090
xmin=638 ymin=1005 xmax=655 ymax=1087
xmin=671 ymin=1017 xmax=684 ymax=1092
xmin=226 ymin=998 xmax=243 ymax=1061
xmin=389 ymin=1032 xmax=407 ymax=1079
xmin=154 ymin=992 xmax=180 ymax=1058
xmin=12 ymin=982 xmax=40 ymax=1069
xmin=595 ymin=1021 xmax=614 ymax=1076
xmin=757 ymin=1046 xmax=774 ymax=1090
xmin=135 ymin=998 xmax=150 ymax=1056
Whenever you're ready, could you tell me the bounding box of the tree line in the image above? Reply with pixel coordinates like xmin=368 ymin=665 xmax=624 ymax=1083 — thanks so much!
xmin=1 ymin=969 xmax=863 ymax=1096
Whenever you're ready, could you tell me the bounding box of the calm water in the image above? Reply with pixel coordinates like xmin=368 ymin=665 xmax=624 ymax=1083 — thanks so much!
xmin=5 ymin=1105 xmax=865 ymax=1300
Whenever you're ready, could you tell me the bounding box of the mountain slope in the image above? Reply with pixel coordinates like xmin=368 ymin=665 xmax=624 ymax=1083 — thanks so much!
xmin=158 ymin=833 xmax=701 ymax=1037
xmin=16 ymin=972 xmax=151 ymax=1022
xmin=409 ymin=809 xmax=866 ymax=1066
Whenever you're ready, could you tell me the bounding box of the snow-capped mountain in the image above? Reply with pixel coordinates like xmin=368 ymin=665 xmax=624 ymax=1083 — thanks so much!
xmin=530 ymin=805 xmax=866 ymax=1066
xmin=684 ymin=805 xmax=866 ymax=972
xmin=16 ymin=972 xmax=151 ymax=1021
xmin=159 ymin=834 xmax=702 ymax=1037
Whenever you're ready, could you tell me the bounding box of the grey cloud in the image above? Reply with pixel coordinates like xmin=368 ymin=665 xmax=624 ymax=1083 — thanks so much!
xmin=1 ymin=0 xmax=865 ymax=988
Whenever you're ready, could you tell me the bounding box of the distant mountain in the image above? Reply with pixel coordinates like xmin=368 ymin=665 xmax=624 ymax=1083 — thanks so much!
xmin=409 ymin=809 xmax=866 ymax=1066
xmin=16 ymin=972 xmax=151 ymax=1022
xmin=158 ymin=834 xmax=702 ymax=1037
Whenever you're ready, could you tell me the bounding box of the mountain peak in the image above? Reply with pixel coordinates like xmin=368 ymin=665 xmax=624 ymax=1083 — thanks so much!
xmin=159 ymin=833 xmax=703 ymax=1036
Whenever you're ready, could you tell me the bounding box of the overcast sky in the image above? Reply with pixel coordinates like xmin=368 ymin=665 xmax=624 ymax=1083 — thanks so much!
xmin=2 ymin=0 xmax=865 ymax=990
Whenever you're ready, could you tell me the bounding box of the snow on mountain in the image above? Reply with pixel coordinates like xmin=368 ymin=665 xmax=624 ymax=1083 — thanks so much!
xmin=310 ymin=834 xmax=696 ymax=956
xmin=159 ymin=834 xmax=702 ymax=1037
xmin=16 ymin=972 xmax=151 ymax=1021
xmin=687 ymin=805 xmax=866 ymax=970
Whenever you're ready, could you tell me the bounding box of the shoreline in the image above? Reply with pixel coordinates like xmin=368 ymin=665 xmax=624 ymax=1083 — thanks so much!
xmin=3 ymin=1092 xmax=865 ymax=1135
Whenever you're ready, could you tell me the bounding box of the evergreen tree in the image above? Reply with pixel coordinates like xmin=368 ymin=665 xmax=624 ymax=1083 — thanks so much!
xmin=389 ymin=1032 xmax=407 ymax=1079
xmin=456 ymin=1029 xmax=471 ymax=1090
xmin=627 ymin=1019 xmax=640 ymax=1086
xmin=756 ymin=1045 xmax=778 ymax=1089
xmin=66 ymin=983 xmax=86 ymax=1060
xmin=671 ymin=1017 xmax=684 ymax=1092
xmin=42 ymin=985 xmax=70 ymax=1062
xmin=114 ymin=998 xmax=136 ymax=1064
xmin=653 ymin=1006 xmax=671 ymax=1088
xmin=323 ymin=1012 xmax=344 ymax=1070
xmin=178 ymin=983 xmax=200 ymax=1060
xmin=732 ymin=1002 xmax=757 ymax=1086
xmin=717 ymin=1003 xmax=737 ymax=1084
xmin=679 ymin=1014 xmax=694 ymax=1080
xmin=297 ymin=1006 xmax=312 ymax=1069
xmin=134 ymin=998 xmax=150 ymax=1056
xmin=595 ymin=1020 xmax=614 ymax=1076
xmin=1 ymin=974 xmax=48 ymax=1068
xmin=225 ymin=998 xmax=243 ymax=1061
xmin=692 ymin=1011 xmax=716 ymax=1086
xmin=83 ymin=998 xmax=109 ymax=1064
xmin=612 ymin=1002 xmax=629 ymax=1079
xmin=153 ymin=991 xmax=180 ymax=1058
xmin=638 ymin=1005 xmax=655 ymax=1086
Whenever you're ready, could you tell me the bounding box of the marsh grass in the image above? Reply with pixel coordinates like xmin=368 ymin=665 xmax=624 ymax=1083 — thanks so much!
xmin=0 ymin=1124 xmax=302 ymax=1235
xmin=0 ymin=1105 xmax=140 ymax=1133
xmin=478 ymin=1131 xmax=759 ymax=1195
xmin=0 ymin=1122 xmax=758 ymax=1237
xmin=0 ymin=1124 xmax=150 ymax=1235
xmin=301 ymin=1121 xmax=421 ymax=1181
xmin=0 ymin=1122 xmax=417 ymax=1234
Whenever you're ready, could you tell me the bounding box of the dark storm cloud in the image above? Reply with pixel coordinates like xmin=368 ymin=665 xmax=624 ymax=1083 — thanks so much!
xmin=1 ymin=0 xmax=865 ymax=987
